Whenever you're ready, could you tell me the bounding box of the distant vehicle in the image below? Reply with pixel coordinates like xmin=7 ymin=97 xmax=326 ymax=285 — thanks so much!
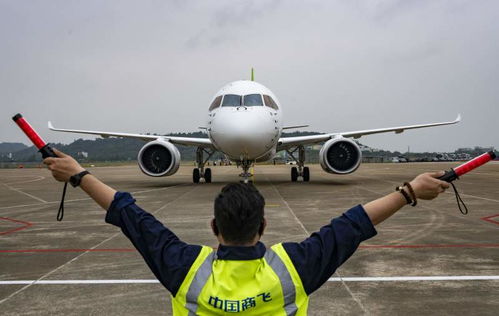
xmin=48 ymin=71 xmax=461 ymax=183
xmin=433 ymin=153 xmax=454 ymax=162
xmin=457 ymin=153 xmax=471 ymax=161
xmin=392 ymin=156 xmax=408 ymax=163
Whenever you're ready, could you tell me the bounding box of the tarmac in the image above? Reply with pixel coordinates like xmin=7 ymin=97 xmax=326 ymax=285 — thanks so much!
xmin=0 ymin=162 xmax=498 ymax=315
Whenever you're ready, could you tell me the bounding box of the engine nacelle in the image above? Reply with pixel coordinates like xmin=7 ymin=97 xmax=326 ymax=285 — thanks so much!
xmin=319 ymin=138 xmax=362 ymax=174
xmin=138 ymin=140 xmax=181 ymax=177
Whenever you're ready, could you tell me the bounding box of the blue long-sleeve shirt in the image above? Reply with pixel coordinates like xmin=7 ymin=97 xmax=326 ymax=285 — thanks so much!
xmin=105 ymin=192 xmax=377 ymax=296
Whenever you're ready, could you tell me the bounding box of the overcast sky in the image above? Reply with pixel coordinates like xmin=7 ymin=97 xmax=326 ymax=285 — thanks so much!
xmin=1 ymin=0 xmax=498 ymax=152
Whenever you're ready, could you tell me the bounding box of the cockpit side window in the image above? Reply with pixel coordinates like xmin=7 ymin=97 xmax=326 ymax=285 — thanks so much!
xmin=263 ymin=95 xmax=279 ymax=110
xmin=222 ymin=94 xmax=242 ymax=107
xmin=209 ymin=95 xmax=223 ymax=111
xmin=243 ymin=94 xmax=263 ymax=106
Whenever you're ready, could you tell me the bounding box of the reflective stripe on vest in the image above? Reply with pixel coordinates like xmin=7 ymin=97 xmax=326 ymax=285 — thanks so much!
xmin=264 ymin=248 xmax=298 ymax=316
xmin=183 ymin=248 xmax=298 ymax=315
xmin=185 ymin=251 xmax=216 ymax=315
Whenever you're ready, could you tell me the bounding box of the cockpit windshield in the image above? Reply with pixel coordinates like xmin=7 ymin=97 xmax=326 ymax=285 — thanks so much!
xmin=222 ymin=94 xmax=242 ymax=107
xmin=209 ymin=95 xmax=222 ymax=111
xmin=263 ymin=95 xmax=279 ymax=110
xmin=243 ymin=94 xmax=263 ymax=106
xmin=221 ymin=94 xmax=266 ymax=107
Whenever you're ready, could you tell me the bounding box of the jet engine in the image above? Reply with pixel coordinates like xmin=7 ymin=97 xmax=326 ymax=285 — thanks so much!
xmin=319 ymin=138 xmax=362 ymax=174
xmin=138 ymin=140 xmax=180 ymax=177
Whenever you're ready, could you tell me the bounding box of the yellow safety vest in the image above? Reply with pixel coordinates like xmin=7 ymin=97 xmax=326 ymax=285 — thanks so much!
xmin=172 ymin=243 xmax=309 ymax=315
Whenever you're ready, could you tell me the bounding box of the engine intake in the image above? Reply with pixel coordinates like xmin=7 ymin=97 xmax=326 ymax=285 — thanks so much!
xmin=319 ymin=138 xmax=362 ymax=174
xmin=138 ymin=140 xmax=180 ymax=177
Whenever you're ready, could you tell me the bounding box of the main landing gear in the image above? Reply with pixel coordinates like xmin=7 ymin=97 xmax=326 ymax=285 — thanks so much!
xmin=193 ymin=147 xmax=215 ymax=183
xmin=286 ymin=146 xmax=310 ymax=182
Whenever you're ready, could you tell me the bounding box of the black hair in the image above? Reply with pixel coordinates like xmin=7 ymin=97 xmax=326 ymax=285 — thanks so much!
xmin=214 ymin=183 xmax=265 ymax=244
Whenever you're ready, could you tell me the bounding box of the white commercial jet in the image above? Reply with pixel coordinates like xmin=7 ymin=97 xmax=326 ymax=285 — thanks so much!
xmin=49 ymin=73 xmax=461 ymax=183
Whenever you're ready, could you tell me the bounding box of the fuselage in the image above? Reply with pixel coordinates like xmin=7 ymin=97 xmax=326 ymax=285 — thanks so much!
xmin=207 ymin=80 xmax=283 ymax=161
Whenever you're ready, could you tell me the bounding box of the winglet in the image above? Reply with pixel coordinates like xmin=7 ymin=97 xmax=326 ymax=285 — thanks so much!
xmin=251 ymin=68 xmax=254 ymax=81
xmin=455 ymin=113 xmax=462 ymax=123
xmin=48 ymin=121 xmax=55 ymax=130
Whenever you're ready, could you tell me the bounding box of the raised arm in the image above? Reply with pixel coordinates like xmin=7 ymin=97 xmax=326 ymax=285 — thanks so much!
xmin=43 ymin=149 xmax=202 ymax=295
xmin=282 ymin=171 xmax=450 ymax=295
xmin=363 ymin=171 xmax=450 ymax=225
xmin=43 ymin=148 xmax=116 ymax=210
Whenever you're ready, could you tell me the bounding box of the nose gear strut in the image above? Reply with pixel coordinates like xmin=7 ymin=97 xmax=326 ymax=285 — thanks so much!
xmin=238 ymin=159 xmax=254 ymax=184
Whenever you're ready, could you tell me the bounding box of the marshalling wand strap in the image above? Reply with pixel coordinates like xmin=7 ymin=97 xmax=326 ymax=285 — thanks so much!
xmin=57 ymin=182 xmax=68 ymax=221
xmin=450 ymin=182 xmax=468 ymax=215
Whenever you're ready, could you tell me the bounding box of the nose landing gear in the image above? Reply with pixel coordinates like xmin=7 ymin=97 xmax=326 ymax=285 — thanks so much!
xmin=287 ymin=146 xmax=310 ymax=182
xmin=238 ymin=159 xmax=254 ymax=184
xmin=193 ymin=147 xmax=215 ymax=183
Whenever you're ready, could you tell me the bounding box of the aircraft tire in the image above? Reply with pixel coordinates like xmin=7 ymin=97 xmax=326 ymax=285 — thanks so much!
xmin=205 ymin=168 xmax=212 ymax=183
xmin=303 ymin=167 xmax=310 ymax=182
xmin=291 ymin=167 xmax=298 ymax=182
xmin=193 ymin=168 xmax=200 ymax=183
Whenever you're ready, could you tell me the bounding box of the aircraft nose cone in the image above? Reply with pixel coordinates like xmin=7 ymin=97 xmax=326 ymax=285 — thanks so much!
xmin=223 ymin=118 xmax=264 ymax=146
xmin=210 ymin=110 xmax=275 ymax=159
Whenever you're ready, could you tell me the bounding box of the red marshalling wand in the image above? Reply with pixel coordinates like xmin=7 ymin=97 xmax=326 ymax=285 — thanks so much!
xmin=437 ymin=151 xmax=496 ymax=215
xmin=12 ymin=113 xmax=56 ymax=158
xmin=438 ymin=151 xmax=496 ymax=182
xmin=12 ymin=113 xmax=68 ymax=221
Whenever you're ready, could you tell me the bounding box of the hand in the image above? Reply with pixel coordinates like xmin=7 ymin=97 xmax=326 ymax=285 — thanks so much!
xmin=43 ymin=149 xmax=86 ymax=182
xmin=408 ymin=171 xmax=450 ymax=200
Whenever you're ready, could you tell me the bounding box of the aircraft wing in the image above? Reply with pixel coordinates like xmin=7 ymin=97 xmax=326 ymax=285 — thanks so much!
xmin=48 ymin=122 xmax=214 ymax=148
xmin=277 ymin=114 xmax=461 ymax=150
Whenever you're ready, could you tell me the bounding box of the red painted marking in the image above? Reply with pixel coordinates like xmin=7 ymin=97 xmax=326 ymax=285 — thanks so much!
xmin=481 ymin=214 xmax=499 ymax=226
xmin=359 ymin=243 xmax=499 ymax=249
xmin=0 ymin=217 xmax=33 ymax=235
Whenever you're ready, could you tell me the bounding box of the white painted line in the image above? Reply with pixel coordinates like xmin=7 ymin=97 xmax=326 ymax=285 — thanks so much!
xmin=2 ymin=184 xmax=48 ymax=203
xmin=1 ymin=276 xmax=498 ymax=285
xmin=0 ymin=185 xmax=198 ymax=305
xmin=0 ymin=202 xmax=49 ymax=210
xmin=0 ymin=184 xmax=188 ymax=210
xmin=130 ymin=183 xmax=187 ymax=195
xmin=456 ymin=192 xmax=499 ymax=204
xmin=0 ymin=198 xmax=90 ymax=210
xmin=268 ymin=174 xmax=370 ymax=313
xmin=328 ymin=276 xmax=499 ymax=282
xmin=0 ymin=280 xmax=160 ymax=285
xmin=5 ymin=176 xmax=45 ymax=185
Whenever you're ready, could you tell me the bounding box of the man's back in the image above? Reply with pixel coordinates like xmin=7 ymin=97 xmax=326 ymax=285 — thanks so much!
xmin=106 ymin=192 xmax=376 ymax=315
xmin=172 ymin=244 xmax=308 ymax=315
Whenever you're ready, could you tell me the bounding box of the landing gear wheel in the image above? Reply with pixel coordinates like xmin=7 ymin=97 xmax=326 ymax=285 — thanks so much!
xmin=204 ymin=168 xmax=212 ymax=183
xmin=291 ymin=167 xmax=298 ymax=182
xmin=303 ymin=167 xmax=310 ymax=182
xmin=193 ymin=168 xmax=200 ymax=183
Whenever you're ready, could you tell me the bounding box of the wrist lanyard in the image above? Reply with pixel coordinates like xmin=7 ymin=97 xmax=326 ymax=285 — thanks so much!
xmin=57 ymin=182 xmax=68 ymax=221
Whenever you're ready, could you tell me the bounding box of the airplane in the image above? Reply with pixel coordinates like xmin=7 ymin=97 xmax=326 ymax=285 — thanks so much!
xmin=48 ymin=71 xmax=461 ymax=183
